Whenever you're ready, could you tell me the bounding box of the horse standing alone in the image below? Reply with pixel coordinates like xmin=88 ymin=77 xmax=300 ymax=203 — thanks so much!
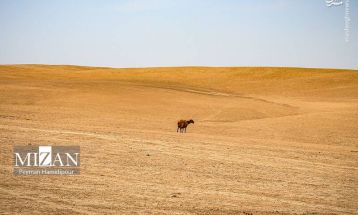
xmin=177 ymin=119 xmax=194 ymax=133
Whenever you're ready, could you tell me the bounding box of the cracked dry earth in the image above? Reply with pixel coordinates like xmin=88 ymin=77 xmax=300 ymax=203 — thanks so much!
xmin=0 ymin=65 xmax=358 ymax=214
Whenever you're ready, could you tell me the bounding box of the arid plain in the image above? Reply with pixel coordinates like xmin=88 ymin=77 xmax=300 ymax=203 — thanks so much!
xmin=0 ymin=65 xmax=357 ymax=214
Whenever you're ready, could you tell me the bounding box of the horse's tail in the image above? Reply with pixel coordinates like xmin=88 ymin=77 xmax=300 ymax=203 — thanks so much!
xmin=177 ymin=120 xmax=184 ymax=128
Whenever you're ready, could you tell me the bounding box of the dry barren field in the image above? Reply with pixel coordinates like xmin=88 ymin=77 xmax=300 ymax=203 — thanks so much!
xmin=0 ymin=65 xmax=357 ymax=214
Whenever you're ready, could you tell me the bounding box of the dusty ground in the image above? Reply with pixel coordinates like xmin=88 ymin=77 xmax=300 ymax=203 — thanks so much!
xmin=0 ymin=65 xmax=357 ymax=214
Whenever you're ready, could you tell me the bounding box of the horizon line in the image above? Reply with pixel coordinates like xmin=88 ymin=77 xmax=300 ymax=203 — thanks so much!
xmin=1 ymin=64 xmax=357 ymax=71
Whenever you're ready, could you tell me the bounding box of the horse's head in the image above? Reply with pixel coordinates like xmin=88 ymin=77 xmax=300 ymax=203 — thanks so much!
xmin=188 ymin=119 xmax=194 ymax=124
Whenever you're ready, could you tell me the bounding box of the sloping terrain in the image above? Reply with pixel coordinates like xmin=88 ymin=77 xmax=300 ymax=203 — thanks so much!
xmin=0 ymin=65 xmax=357 ymax=214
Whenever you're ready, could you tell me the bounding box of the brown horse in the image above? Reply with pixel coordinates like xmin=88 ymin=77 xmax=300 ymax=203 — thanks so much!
xmin=177 ymin=119 xmax=194 ymax=133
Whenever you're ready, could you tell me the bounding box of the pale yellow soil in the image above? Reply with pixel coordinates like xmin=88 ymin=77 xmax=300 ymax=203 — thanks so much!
xmin=0 ymin=65 xmax=357 ymax=214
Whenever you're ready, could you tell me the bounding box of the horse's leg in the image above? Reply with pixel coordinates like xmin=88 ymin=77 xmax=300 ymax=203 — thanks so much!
xmin=177 ymin=127 xmax=179 ymax=132
xmin=185 ymin=127 xmax=186 ymax=133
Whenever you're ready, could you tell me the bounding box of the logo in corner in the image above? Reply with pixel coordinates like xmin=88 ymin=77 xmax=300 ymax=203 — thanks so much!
xmin=326 ymin=0 xmax=343 ymax=7
xmin=13 ymin=145 xmax=80 ymax=175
